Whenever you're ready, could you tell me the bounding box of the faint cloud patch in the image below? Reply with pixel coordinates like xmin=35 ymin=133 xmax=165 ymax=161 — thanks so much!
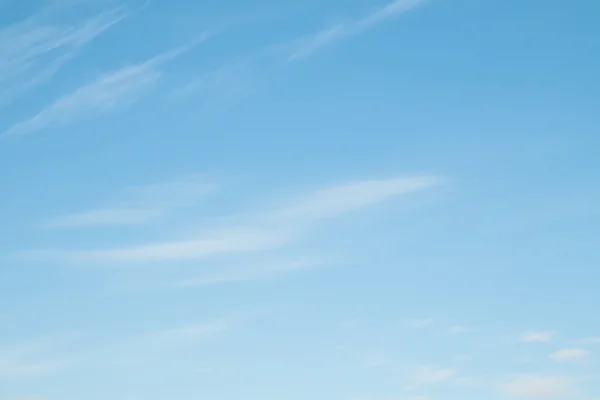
xmin=22 ymin=175 xmax=440 ymax=265
xmin=0 ymin=333 xmax=80 ymax=380
xmin=519 ymin=331 xmax=557 ymax=343
xmin=286 ymin=0 xmax=426 ymax=61
xmin=550 ymin=348 xmax=589 ymax=364
xmin=496 ymin=375 xmax=576 ymax=398
xmin=3 ymin=34 xmax=210 ymax=136
xmin=406 ymin=365 xmax=456 ymax=390
xmin=42 ymin=174 xmax=214 ymax=229
xmin=0 ymin=2 xmax=134 ymax=106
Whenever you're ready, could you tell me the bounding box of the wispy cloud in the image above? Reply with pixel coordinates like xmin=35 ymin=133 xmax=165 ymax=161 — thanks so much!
xmin=0 ymin=357 xmax=64 ymax=381
xmin=287 ymin=0 xmax=425 ymax=61
xmin=0 ymin=3 xmax=134 ymax=105
xmin=170 ymin=60 xmax=257 ymax=102
xmin=550 ymin=348 xmax=590 ymax=364
xmin=519 ymin=331 xmax=557 ymax=343
xmin=42 ymin=175 xmax=214 ymax=229
xmin=24 ymin=175 xmax=439 ymax=264
xmin=9 ymin=397 xmax=45 ymax=400
xmin=174 ymin=0 xmax=425 ymax=100
xmin=44 ymin=208 xmax=162 ymax=229
xmin=0 ymin=333 xmax=78 ymax=380
xmin=93 ymin=311 xmax=262 ymax=364
xmin=2 ymin=34 xmax=210 ymax=137
xmin=576 ymin=337 xmax=600 ymax=345
xmin=158 ymin=257 xmax=331 ymax=288
xmin=133 ymin=315 xmax=244 ymax=348
xmin=496 ymin=375 xmax=577 ymax=398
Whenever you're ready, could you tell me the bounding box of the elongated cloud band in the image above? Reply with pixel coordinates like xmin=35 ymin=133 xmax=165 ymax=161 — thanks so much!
xmin=22 ymin=175 xmax=439 ymax=264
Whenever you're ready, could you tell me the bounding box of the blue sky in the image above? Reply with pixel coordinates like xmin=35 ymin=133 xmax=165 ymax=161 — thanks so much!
xmin=0 ymin=0 xmax=599 ymax=399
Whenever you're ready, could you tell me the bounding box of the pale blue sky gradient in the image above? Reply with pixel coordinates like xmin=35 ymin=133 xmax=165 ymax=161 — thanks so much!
xmin=1 ymin=0 xmax=599 ymax=399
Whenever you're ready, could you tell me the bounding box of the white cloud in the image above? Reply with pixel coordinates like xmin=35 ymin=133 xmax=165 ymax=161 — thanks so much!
xmin=0 ymin=3 xmax=133 ymax=105
xmin=0 ymin=334 xmax=77 ymax=380
xmin=60 ymin=225 xmax=284 ymax=263
xmin=497 ymin=375 xmax=575 ymax=398
xmin=175 ymin=0 xmax=426 ymax=101
xmin=24 ymin=175 xmax=439 ymax=264
xmin=550 ymin=348 xmax=589 ymax=363
xmin=408 ymin=365 xmax=456 ymax=388
xmin=287 ymin=0 xmax=425 ymax=60
xmin=43 ymin=175 xmax=214 ymax=228
xmin=170 ymin=59 xmax=256 ymax=102
xmin=3 ymin=34 xmax=210 ymax=136
xmin=577 ymin=337 xmax=600 ymax=345
xmin=98 ymin=311 xmax=261 ymax=361
xmin=9 ymin=397 xmax=45 ymax=400
xmin=142 ymin=318 xmax=237 ymax=345
xmin=0 ymin=357 xmax=64 ymax=381
xmin=519 ymin=331 xmax=557 ymax=343
xmin=271 ymin=176 xmax=438 ymax=222
xmin=44 ymin=208 xmax=164 ymax=228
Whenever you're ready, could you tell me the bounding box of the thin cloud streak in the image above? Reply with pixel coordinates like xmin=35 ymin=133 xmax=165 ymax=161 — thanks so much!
xmin=406 ymin=365 xmax=456 ymax=389
xmin=22 ymin=175 xmax=440 ymax=264
xmin=287 ymin=0 xmax=425 ymax=61
xmin=550 ymin=348 xmax=589 ymax=363
xmin=0 ymin=3 xmax=134 ymax=105
xmin=87 ymin=310 xmax=265 ymax=364
xmin=519 ymin=331 xmax=557 ymax=343
xmin=2 ymin=34 xmax=211 ymax=137
xmin=43 ymin=208 xmax=164 ymax=229
xmin=0 ymin=333 xmax=79 ymax=381
xmin=0 ymin=313 xmax=256 ymax=379
xmin=144 ymin=257 xmax=333 ymax=289
xmin=496 ymin=375 xmax=576 ymax=398
xmin=576 ymin=337 xmax=600 ymax=345
xmin=174 ymin=0 xmax=426 ymax=99
xmin=42 ymin=175 xmax=214 ymax=229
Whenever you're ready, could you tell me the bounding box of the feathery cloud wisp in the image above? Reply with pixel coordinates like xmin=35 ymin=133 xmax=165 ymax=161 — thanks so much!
xmin=577 ymin=337 xmax=600 ymax=345
xmin=42 ymin=175 xmax=214 ymax=229
xmin=0 ymin=334 xmax=77 ymax=380
xmin=287 ymin=0 xmax=425 ymax=60
xmin=3 ymin=35 xmax=210 ymax=137
xmin=519 ymin=331 xmax=557 ymax=343
xmin=9 ymin=397 xmax=45 ymax=400
xmin=0 ymin=4 xmax=132 ymax=105
xmin=550 ymin=348 xmax=589 ymax=363
xmin=23 ymin=175 xmax=439 ymax=264
xmin=98 ymin=311 xmax=262 ymax=360
xmin=174 ymin=0 xmax=427 ymax=100
xmin=162 ymin=257 xmax=329 ymax=288
xmin=497 ymin=375 xmax=576 ymax=398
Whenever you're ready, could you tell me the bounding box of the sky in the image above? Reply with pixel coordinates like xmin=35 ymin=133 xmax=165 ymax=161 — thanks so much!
xmin=0 ymin=0 xmax=599 ymax=399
